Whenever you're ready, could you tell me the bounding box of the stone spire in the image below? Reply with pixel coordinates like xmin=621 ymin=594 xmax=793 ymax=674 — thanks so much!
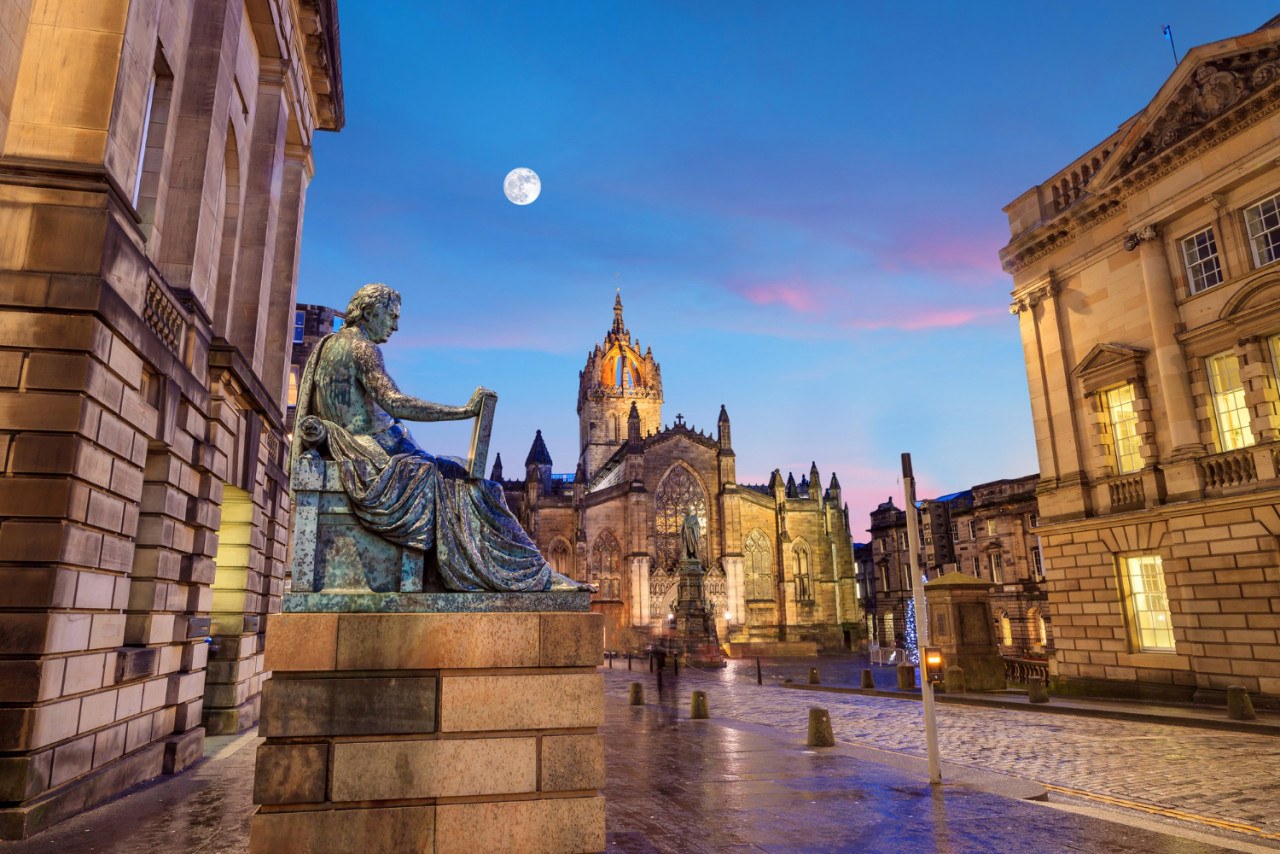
xmin=612 ymin=291 xmax=626 ymax=336
xmin=628 ymin=401 xmax=641 ymax=444
xmin=525 ymin=430 xmax=552 ymax=467
xmin=490 ymin=452 xmax=504 ymax=483
xmin=717 ymin=404 xmax=732 ymax=451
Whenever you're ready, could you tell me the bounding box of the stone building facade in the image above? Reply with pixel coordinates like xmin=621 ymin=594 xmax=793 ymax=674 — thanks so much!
xmin=285 ymin=302 xmax=344 ymax=434
xmin=862 ymin=475 xmax=1050 ymax=656
xmin=499 ymin=296 xmax=861 ymax=650
xmin=1001 ymin=16 xmax=1280 ymax=705
xmin=0 ymin=0 xmax=342 ymax=838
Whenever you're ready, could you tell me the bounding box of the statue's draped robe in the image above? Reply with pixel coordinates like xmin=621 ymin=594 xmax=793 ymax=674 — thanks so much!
xmin=291 ymin=334 xmax=552 ymax=592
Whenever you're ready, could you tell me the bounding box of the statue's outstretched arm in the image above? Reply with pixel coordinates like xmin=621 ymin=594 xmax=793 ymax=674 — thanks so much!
xmin=356 ymin=339 xmax=491 ymax=422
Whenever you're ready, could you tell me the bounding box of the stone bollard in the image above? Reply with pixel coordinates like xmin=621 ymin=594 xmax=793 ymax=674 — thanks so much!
xmin=861 ymin=669 xmax=874 ymax=689
xmin=809 ymin=667 xmax=821 ymax=685
xmin=1227 ymin=685 xmax=1257 ymax=721
xmin=691 ymin=690 xmax=709 ymax=719
xmin=944 ymin=665 xmax=965 ymax=695
xmin=896 ymin=664 xmax=916 ymax=691
xmin=1028 ymin=675 xmax=1050 ymax=704
xmin=807 ymin=707 xmax=835 ymax=747
xmin=629 ymin=682 xmax=644 ymax=705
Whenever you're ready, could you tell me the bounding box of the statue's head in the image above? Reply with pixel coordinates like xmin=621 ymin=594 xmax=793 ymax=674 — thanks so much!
xmin=344 ymin=283 xmax=401 ymax=344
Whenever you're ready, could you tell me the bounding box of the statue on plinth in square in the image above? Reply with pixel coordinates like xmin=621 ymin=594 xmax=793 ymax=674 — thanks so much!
xmin=681 ymin=511 xmax=700 ymax=562
xmin=290 ymin=282 xmax=590 ymax=592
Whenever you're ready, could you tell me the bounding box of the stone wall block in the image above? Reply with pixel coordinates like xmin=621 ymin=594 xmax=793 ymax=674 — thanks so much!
xmin=439 ymin=674 xmax=603 ymax=733
xmin=329 ymin=737 xmax=536 ymax=802
xmin=540 ymin=733 xmax=605 ymax=792
xmin=434 ymin=796 xmax=605 ymax=854
xmin=259 ymin=676 xmax=436 ymax=737
xmin=248 ymin=805 xmax=435 ymax=854
xmin=539 ymin=612 xmax=603 ymax=667
xmin=252 ymin=742 xmax=327 ymax=805
xmin=334 ymin=613 xmax=540 ymax=671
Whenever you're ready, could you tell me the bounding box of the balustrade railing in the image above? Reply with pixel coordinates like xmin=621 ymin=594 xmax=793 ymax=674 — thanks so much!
xmin=1003 ymin=657 xmax=1049 ymax=685
xmin=1198 ymin=447 xmax=1258 ymax=490
xmin=1107 ymin=473 xmax=1145 ymax=511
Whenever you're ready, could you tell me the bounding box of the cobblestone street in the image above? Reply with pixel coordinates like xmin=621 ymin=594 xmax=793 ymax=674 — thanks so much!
xmin=603 ymin=657 xmax=1280 ymax=843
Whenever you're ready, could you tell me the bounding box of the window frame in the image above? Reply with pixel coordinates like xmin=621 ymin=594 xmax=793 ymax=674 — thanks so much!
xmin=1179 ymin=226 xmax=1224 ymax=294
xmin=1103 ymin=382 xmax=1145 ymax=473
xmin=988 ymin=552 xmax=1003 ymax=584
xmin=1206 ymin=350 xmax=1255 ymax=452
xmin=294 ymin=310 xmax=306 ymax=343
xmin=1244 ymin=191 xmax=1280 ymax=269
xmin=1119 ymin=554 xmax=1177 ymax=653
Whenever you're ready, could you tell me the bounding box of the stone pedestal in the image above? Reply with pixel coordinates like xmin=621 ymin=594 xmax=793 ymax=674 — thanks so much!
xmin=923 ymin=572 xmax=1006 ymax=692
xmin=670 ymin=559 xmax=726 ymax=668
xmin=248 ymin=593 xmax=605 ymax=854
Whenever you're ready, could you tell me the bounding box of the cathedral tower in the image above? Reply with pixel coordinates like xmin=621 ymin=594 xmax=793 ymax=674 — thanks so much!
xmin=577 ymin=293 xmax=663 ymax=478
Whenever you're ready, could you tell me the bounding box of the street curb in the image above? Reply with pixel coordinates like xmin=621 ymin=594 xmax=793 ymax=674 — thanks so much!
xmin=781 ymin=682 xmax=1280 ymax=736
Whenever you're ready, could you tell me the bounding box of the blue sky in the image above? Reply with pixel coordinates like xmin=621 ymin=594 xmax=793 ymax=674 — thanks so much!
xmin=298 ymin=2 xmax=1277 ymax=532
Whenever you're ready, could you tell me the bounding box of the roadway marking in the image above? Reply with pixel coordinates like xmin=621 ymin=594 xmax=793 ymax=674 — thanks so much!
xmin=1040 ymin=783 xmax=1280 ymax=843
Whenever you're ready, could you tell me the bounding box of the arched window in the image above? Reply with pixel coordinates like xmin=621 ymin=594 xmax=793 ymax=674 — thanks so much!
xmin=744 ymin=529 xmax=773 ymax=600
xmin=654 ymin=464 xmax=707 ymax=572
xmin=590 ymin=530 xmax=621 ymax=600
xmin=549 ymin=539 xmax=572 ymax=581
xmin=999 ymin=611 xmax=1013 ymax=646
xmin=1030 ymin=607 xmax=1048 ymax=646
xmin=884 ymin=612 xmax=895 ymax=645
xmin=793 ymin=539 xmax=812 ymax=601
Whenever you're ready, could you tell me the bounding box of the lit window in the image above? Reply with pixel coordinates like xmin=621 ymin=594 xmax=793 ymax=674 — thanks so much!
xmin=794 ymin=544 xmax=812 ymax=601
xmin=1104 ymin=383 xmax=1144 ymax=473
xmin=884 ymin=612 xmax=895 ymax=644
xmin=986 ymin=519 xmax=997 ymax=536
xmin=1206 ymin=352 xmax=1255 ymax=451
xmin=1180 ymin=227 xmax=1224 ymax=293
xmin=999 ymin=612 xmax=1013 ymax=646
xmin=294 ymin=310 xmax=305 ymax=343
xmin=287 ymin=366 xmax=299 ymax=407
xmin=1032 ymin=547 xmax=1044 ymax=581
xmin=989 ymin=552 xmax=1003 ymax=583
xmin=1244 ymin=192 xmax=1280 ymax=268
xmin=744 ymin=529 xmax=773 ymax=600
xmin=1037 ymin=612 xmax=1048 ymax=645
xmin=1123 ymin=555 xmax=1176 ymax=652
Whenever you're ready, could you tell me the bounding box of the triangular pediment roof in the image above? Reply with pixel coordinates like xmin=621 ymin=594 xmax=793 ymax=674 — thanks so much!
xmin=1091 ymin=28 xmax=1280 ymax=190
xmin=1071 ymin=343 xmax=1146 ymax=378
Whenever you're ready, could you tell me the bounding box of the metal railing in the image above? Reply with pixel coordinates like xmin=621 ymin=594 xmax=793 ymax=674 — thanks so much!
xmin=869 ymin=644 xmax=905 ymax=666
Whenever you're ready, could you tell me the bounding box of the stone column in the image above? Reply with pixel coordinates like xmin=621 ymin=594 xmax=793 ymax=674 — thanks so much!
xmin=1135 ymin=227 xmax=1201 ymax=456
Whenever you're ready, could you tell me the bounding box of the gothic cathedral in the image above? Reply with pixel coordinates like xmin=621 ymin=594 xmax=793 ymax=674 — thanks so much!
xmin=498 ymin=296 xmax=861 ymax=650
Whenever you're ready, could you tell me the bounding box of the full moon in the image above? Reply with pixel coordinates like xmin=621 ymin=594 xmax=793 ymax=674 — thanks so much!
xmin=503 ymin=167 xmax=541 ymax=205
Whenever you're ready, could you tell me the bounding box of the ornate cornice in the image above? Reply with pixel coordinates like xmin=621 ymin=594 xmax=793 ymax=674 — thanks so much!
xmin=1009 ymin=275 xmax=1059 ymax=315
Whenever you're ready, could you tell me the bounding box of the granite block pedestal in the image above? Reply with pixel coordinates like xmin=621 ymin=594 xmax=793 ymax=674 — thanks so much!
xmin=248 ymin=593 xmax=605 ymax=854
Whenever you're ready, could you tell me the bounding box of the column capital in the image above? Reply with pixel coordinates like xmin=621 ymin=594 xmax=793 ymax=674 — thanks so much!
xmin=1009 ymin=273 xmax=1058 ymax=314
xmin=1124 ymin=224 xmax=1160 ymax=251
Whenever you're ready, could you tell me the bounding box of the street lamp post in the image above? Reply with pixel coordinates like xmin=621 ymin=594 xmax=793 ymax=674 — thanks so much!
xmin=902 ymin=452 xmax=941 ymax=784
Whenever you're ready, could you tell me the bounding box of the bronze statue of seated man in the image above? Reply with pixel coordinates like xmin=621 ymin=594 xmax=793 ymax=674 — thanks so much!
xmin=290 ymin=282 xmax=590 ymax=592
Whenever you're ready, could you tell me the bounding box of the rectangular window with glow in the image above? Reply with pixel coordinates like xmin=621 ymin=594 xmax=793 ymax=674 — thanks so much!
xmin=1180 ymin=227 xmax=1223 ymax=294
xmin=1244 ymin=192 xmax=1280 ymax=268
xmin=1104 ymin=384 xmax=1144 ymax=473
xmin=1123 ymin=555 xmax=1176 ymax=652
xmin=287 ymin=366 xmax=300 ymax=407
xmin=986 ymin=519 xmax=997 ymax=536
xmin=1206 ymin=351 xmax=1255 ymax=451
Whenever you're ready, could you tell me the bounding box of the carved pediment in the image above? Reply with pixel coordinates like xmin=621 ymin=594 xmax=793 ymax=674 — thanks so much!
xmin=1092 ymin=33 xmax=1280 ymax=189
xmin=1071 ymin=343 xmax=1148 ymax=393
xmin=1221 ymin=273 xmax=1280 ymax=322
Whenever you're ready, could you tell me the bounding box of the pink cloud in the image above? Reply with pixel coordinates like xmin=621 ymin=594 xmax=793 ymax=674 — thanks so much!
xmin=841 ymin=305 xmax=1006 ymax=331
xmin=731 ymin=278 xmax=824 ymax=313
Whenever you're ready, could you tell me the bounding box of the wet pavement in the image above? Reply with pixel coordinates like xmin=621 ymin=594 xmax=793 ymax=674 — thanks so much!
xmin=606 ymin=655 xmax=1280 ymax=847
xmin=1 ymin=656 xmax=1276 ymax=853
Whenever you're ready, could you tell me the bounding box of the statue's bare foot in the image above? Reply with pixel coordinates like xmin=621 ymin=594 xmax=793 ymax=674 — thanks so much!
xmin=548 ymin=570 xmax=596 ymax=592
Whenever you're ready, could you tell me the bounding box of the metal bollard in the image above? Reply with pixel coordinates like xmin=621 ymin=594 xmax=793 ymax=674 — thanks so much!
xmin=629 ymin=682 xmax=644 ymax=705
xmin=608 ymin=653 xmax=613 ymax=669
xmin=690 ymin=690 xmax=709 ymax=719
xmin=1227 ymin=685 xmax=1257 ymax=720
xmin=657 ymin=668 xmax=663 ymax=693
xmin=627 ymin=653 xmax=632 ymax=671
xmin=1028 ymin=675 xmax=1050 ymax=704
xmin=809 ymin=667 xmax=820 ymax=685
xmin=674 ymin=655 xmax=679 ymax=675
xmin=807 ymin=707 xmax=835 ymax=747
xmin=756 ymin=657 xmax=763 ymax=685
xmin=945 ymin=665 xmax=966 ymax=695
xmin=896 ymin=664 xmax=916 ymax=691
xmin=649 ymin=652 xmax=653 ymax=673
xmin=861 ymin=668 xmax=874 ymax=689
